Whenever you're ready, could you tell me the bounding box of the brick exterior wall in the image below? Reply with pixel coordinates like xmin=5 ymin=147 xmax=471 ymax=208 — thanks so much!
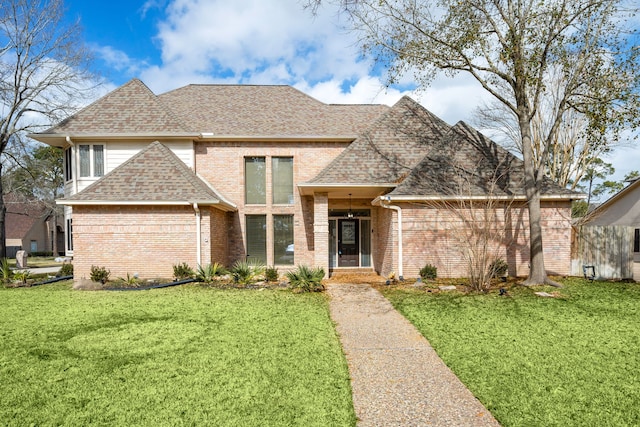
xmin=376 ymin=200 xmax=573 ymax=279
xmin=195 ymin=141 xmax=348 ymax=268
xmin=71 ymin=204 xmax=221 ymax=281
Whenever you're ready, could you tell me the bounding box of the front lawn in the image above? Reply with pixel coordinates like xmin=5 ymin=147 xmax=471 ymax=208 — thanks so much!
xmin=382 ymin=278 xmax=640 ymax=426
xmin=0 ymin=283 xmax=355 ymax=426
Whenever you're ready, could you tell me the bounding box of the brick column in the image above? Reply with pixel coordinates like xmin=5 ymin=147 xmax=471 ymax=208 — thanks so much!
xmin=313 ymin=192 xmax=329 ymax=278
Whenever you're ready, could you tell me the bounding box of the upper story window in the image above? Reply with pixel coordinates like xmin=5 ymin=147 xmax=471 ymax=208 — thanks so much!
xmin=64 ymin=147 xmax=73 ymax=181
xmin=272 ymin=157 xmax=293 ymax=204
xmin=245 ymin=157 xmax=266 ymax=204
xmin=79 ymin=144 xmax=104 ymax=178
xmin=634 ymin=229 xmax=639 ymax=253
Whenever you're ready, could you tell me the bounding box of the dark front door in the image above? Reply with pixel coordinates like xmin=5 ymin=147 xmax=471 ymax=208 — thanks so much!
xmin=338 ymin=219 xmax=359 ymax=267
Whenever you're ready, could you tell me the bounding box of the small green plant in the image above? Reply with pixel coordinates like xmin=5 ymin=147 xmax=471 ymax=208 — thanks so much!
xmin=13 ymin=270 xmax=31 ymax=285
xmin=419 ymin=264 xmax=437 ymax=280
xmin=117 ymin=273 xmax=140 ymax=287
xmin=196 ymin=262 xmax=227 ymax=284
xmin=230 ymin=259 xmax=265 ymax=286
xmin=90 ymin=265 xmax=111 ymax=284
xmin=58 ymin=262 xmax=73 ymax=277
xmin=0 ymin=258 xmax=13 ymax=283
xmin=264 ymin=266 xmax=279 ymax=282
xmin=489 ymin=258 xmax=509 ymax=278
xmin=286 ymin=265 xmax=325 ymax=293
xmin=173 ymin=262 xmax=195 ymax=280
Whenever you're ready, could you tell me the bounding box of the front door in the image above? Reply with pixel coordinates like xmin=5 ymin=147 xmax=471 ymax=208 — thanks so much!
xmin=338 ymin=219 xmax=359 ymax=267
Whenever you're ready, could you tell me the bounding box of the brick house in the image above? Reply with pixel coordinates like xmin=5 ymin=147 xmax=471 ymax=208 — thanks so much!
xmin=31 ymin=79 xmax=580 ymax=281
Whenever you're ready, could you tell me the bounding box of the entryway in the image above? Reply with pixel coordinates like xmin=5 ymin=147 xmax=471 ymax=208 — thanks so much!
xmin=329 ymin=211 xmax=371 ymax=269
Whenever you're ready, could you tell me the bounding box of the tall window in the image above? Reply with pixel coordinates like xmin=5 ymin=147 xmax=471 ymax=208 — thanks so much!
xmin=245 ymin=157 xmax=266 ymax=204
xmin=246 ymin=215 xmax=266 ymax=264
xmin=64 ymin=148 xmax=73 ymax=181
xmin=274 ymin=215 xmax=294 ymax=265
xmin=79 ymin=144 xmax=105 ymax=178
xmin=66 ymin=219 xmax=73 ymax=252
xmin=272 ymin=157 xmax=293 ymax=204
xmin=635 ymin=228 xmax=639 ymax=253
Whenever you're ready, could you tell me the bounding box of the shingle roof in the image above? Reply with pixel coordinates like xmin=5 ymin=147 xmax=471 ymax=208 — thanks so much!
xmin=307 ymin=96 xmax=450 ymax=185
xmin=42 ymin=79 xmax=388 ymax=138
xmin=389 ymin=121 xmax=579 ymax=198
xmin=157 ymin=84 xmax=387 ymax=137
xmin=4 ymin=194 xmax=48 ymax=239
xmin=62 ymin=141 xmax=234 ymax=207
xmin=45 ymin=79 xmax=187 ymax=134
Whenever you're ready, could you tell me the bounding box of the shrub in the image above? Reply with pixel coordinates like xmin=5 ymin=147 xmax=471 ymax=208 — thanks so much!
xmin=286 ymin=265 xmax=325 ymax=293
xmin=30 ymin=251 xmax=53 ymax=257
xmin=264 ymin=266 xmax=279 ymax=282
xmin=489 ymin=258 xmax=509 ymax=278
xmin=0 ymin=258 xmax=13 ymax=283
xmin=173 ymin=262 xmax=195 ymax=280
xmin=58 ymin=262 xmax=74 ymax=277
xmin=13 ymin=270 xmax=30 ymax=285
xmin=196 ymin=263 xmax=227 ymax=284
xmin=117 ymin=273 xmax=140 ymax=287
xmin=90 ymin=265 xmax=110 ymax=284
xmin=230 ymin=259 xmax=265 ymax=286
xmin=419 ymin=264 xmax=437 ymax=280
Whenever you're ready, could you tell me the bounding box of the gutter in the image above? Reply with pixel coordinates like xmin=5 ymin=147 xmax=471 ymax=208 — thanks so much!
xmin=193 ymin=202 xmax=201 ymax=267
xmin=375 ymin=195 xmax=404 ymax=280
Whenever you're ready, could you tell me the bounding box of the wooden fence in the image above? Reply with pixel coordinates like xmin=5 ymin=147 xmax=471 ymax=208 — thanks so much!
xmin=571 ymin=225 xmax=634 ymax=280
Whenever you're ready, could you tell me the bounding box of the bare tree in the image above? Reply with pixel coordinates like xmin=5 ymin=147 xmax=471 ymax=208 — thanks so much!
xmin=0 ymin=0 xmax=97 ymax=258
xmin=306 ymin=0 xmax=640 ymax=285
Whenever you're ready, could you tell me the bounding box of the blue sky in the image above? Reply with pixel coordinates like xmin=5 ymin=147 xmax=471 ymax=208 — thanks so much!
xmin=63 ymin=0 xmax=638 ymax=193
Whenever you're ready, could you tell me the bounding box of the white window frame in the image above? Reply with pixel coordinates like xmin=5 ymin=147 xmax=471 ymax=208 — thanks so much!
xmin=78 ymin=144 xmax=105 ymax=178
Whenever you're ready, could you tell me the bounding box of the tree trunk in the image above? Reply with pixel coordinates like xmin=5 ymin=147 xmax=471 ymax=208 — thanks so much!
xmin=519 ymin=113 xmax=560 ymax=287
xmin=0 ymin=162 xmax=6 ymax=259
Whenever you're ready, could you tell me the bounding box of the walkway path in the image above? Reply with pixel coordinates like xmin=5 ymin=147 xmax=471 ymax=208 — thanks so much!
xmin=326 ymin=283 xmax=500 ymax=427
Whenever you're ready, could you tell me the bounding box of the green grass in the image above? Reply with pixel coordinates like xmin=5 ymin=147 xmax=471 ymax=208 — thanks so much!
xmin=382 ymin=278 xmax=640 ymax=426
xmin=0 ymin=283 xmax=355 ymax=426
xmin=8 ymin=256 xmax=59 ymax=268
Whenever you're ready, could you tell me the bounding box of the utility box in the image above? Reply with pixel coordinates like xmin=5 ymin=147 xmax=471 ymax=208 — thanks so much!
xmin=16 ymin=250 xmax=27 ymax=269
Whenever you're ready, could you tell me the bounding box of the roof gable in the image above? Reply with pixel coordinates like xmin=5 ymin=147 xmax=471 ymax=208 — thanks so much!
xmin=45 ymin=79 xmax=187 ymax=134
xmin=63 ymin=141 xmax=233 ymax=207
xmin=308 ymin=96 xmax=450 ymax=185
xmin=4 ymin=194 xmax=48 ymax=239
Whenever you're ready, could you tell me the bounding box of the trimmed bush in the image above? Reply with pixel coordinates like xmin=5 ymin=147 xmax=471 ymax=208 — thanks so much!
xmin=90 ymin=265 xmax=110 ymax=284
xmin=419 ymin=264 xmax=437 ymax=280
xmin=58 ymin=262 xmax=73 ymax=277
xmin=264 ymin=266 xmax=279 ymax=282
xmin=173 ymin=262 xmax=195 ymax=280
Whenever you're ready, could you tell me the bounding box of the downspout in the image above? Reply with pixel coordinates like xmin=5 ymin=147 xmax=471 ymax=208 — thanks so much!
xmin=380 ymin=196 xmax=403 ymax=280
xmin=65 ymin=136 xmax=78 ymax=195
xmin=193 ymin=203 xmax=202 ymax=266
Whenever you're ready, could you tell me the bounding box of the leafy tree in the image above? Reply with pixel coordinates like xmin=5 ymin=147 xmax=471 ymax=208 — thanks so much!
xmin=0 ymin=0 xmax=97 ymax=257
xmin=306 ymin=0 xmax=640 ymax=285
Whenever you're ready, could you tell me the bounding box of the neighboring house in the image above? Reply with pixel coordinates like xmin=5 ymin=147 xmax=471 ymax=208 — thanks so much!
xmin=582 ymin=178 xmax=640 ymax=280
xmin=4 ymin=194 xmax=64 ymax=257
xmin=30 ymin=79 xmax=581 ymax=281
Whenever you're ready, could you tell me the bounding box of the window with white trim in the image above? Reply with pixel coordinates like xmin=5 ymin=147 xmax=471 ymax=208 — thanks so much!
xmin=64 ymin=147 xmax=73 ymax=181
xmin=79 ymin=144 xmax=104 ymax=178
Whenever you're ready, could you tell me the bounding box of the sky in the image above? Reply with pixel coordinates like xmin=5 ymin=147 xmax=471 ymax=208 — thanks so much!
xmin=62 ymin=0 xmax=639 ymax=196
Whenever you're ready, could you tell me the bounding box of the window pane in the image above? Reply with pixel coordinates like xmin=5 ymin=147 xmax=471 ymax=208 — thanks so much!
xmin=635 ymin=229 xmax=639 ymax=253
xmin=272 ymin=157 xmax=293 ymax=204
xmin=274 ymin=215 xmax=294 ymax=265
xmin=64 ymin=148 xmax=73 ymax=181
xmin=246 ymin=215 xmax=266 ymax=264
xmin=245 ymin=157 xmax=266 ymax=204
xmin=79 ymin=145 xmax=90 ymax=177
xmin=93 ymin=145 xmax=104 ymax=177
xmin=360 ymin=219 xmax=371 ymax=267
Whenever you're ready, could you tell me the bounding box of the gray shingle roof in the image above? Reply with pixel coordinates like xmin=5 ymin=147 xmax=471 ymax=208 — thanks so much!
xmin=307 ymin=96 xmax=451 ymax=185
xmin=62 ymin=141 xmax=234 ymax=207
xmin=43 ymin=79 xmax=388 ymax=138
xmin=46 ymin=79 xmax=187 ymax=134
xmin=157 ymin=84 xmax=387 ymax=137
xmin=390 ymin=121 xmax=579 ymax=198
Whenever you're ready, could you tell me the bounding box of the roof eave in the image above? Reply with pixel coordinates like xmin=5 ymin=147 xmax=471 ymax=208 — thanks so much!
xmin=373 ymin=194 xmax=584 ymax=204
xmin=297 ymin=183 xmax=396 ymax=198
xmin=56 ymin=199 xmax=237 ymax=211
xmin=30 ymin=133 xmax=201 ymax=147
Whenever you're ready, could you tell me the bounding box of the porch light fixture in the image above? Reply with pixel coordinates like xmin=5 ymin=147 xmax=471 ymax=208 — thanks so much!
xmin=348 ymin=193 xmax=354 ymax=218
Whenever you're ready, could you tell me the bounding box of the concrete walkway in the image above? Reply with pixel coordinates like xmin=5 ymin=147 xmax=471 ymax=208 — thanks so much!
xmin=326 ymin=283 xmax=500 ymax=427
